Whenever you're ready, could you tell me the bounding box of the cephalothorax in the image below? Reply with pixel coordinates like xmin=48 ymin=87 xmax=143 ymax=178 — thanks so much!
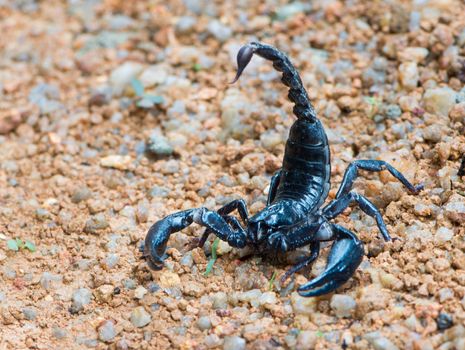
xmin=143 ymin=42 xmax=423 ymax=297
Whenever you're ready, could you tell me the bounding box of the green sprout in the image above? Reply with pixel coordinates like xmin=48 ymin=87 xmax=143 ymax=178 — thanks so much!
xmin=6 ymin=238 xmax=36 ymax=252
xmin=268 ymin=271 xmax=278 ymax=291
xmin=130 ymin=78 xmax=164 ymax=108
xmin=204 ymin=238 xmax=220 ymax=276
xmin=192 ymin=63 xmax=202 ymax=72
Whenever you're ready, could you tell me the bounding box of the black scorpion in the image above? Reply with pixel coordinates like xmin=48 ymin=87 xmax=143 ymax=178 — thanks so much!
xmin=143 ymin=42 xmax=423 ymax=297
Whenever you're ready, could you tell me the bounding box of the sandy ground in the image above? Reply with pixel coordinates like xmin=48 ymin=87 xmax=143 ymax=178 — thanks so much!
xmin=0 ymin=0 xmax=465 ymax=349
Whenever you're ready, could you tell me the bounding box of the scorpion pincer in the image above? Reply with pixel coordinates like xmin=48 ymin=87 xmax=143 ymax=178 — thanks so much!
xmin=143 ymin=42 xmax=423 ymax=297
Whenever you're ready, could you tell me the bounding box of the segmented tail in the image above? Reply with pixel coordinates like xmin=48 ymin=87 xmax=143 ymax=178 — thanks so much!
xmin=232 ymin=42 xmax=317 ymax=122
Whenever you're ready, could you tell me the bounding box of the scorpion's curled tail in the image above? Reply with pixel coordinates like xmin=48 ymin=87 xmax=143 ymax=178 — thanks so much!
xmin=232 ymin=42 xmax=317 ymax=122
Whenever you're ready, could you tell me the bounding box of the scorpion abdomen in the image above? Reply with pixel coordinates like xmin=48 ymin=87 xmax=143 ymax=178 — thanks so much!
xmin=273 ymin=118 xmax=331 ymax=213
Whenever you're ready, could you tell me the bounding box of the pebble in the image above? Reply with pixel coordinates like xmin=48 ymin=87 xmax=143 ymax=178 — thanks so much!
xmin=22 ymin=307 xmax=37 ymax=320
xmin=275 ymin=2 xmax=310 ymax=21
xmin=52 ymin=327 xmax=68 ymax=339
xmin=207 ymin=20 xmax=232 ymax=42
xmin=103 ymin=254 xmax=118 ymax=269
xmin=382 ymin=104 xmax=402 ymax=120
xmin=398 ymin=62 xmax=419 ymax=90
xmin=35 ymin=208 xmax=51 ymax=221
xmin=100 ymin=155 xmax=132 ymax=170
xmin=159 ymin=271 xmax=181 ymax=288
xmin=236 ymin=289 xmax=262 ymax=307
xmin=212 ymin=291 xmax=228 ymax=309
xmin=139 ymin=65 xmax=167 ymax=87
xmin=84 ymin=213 xmax=109 ymax=234
xmin=397 ymin=47 xmax=429 ymax=63
xmin=296 ymin=330 xmax=317 ymax=350
xmin=260 ymin=131 xmax=282 ymax=150
xmin=28 ymin=83 xmax=63 ymax=114
xmin=72 ymin=288 xmax=92 ymax=311
xmin=123 ymin=278 xmax=137 ymax=290
xmin=98 ymin=320 xmax=117 ymax=342
xmin=423 ymin=87 xmax=457 ymax=117
xmin=134 ymin=286 xmax=148 ymax=299
xmin=216 ymin=240 xmax=233 ymax=255
xmin=291 ymin=292 xmax=317 ymax=316
xmin=223 ymin=336 xmax=246 ymax=350
xmin=437 ymin=313 xmax=454 ymax=330
xmin=179 ymin=252 xmax=194 ymax=268
xmin=131 ymin=306 xmax=151 ymax=328
xmin=196 ymin=316 xmax=212 ymax=331
xmin=435 ymin=227 xmax=454 ymax=243
xmin=204 ymin=334 xmax=222 ymax=348
xmin=146 ymin=132 xmax=173 ymax=156
xmin=94 ymin=284 xmax=114 ymax=304
xmin=364 ymin=332 xmax=399 ymax=350
xmin=175 ymin=16 xmax=197 ymax=34
xmin=110 ymin=62 xmax=144 ymax=95
xmin=330 ymin=294 xmax=356 ymax=318
xmin=40 ymin=272 xmax=62 ymax=290
xmin=71 ymin=187 xmax=92 ymax=203
xmin=444 ymin=197 xmax=465 ymax=223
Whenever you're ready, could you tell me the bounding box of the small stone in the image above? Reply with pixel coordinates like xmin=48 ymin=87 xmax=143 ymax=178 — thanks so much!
xmin=175 ymin=16 xmax=197 ymax=34
xmin=134 ymin=286 xmax=148 ymax=299
xmin=330 ymin=294 xmax=356 ymax=318
xmin=35 ymin=208 xmax=51 ymax=221
xmin=216 ymin=240 xmax=233 ymax=256
xmin=71 ymin=187 xmax=92 ymax=203
xmin=364 ymin=332 xmax=399 ymax=350
xmin=84 ymin=214 xmax=109 ymax=234
xmin=52 ymin=327 xmax=68 ymax=339
xmin=381 ymin=104 xmax=402 ymax=120
xmin=159 ymin=271 xmax=181 ymax=288
xmin=449 ymin=102 xmax=465 ymax=123
xmin=131 ymin=307 xmax=151 ymax=328
xmin=197 ymin=316 xmax=212 ymax=331
xmin=236 ymin=289 xmax=262 ymax=307
xmin=275 ymin=2 xmax=309 ymax=21
xmin=180 ymin=252 xmax=194 ymax=268
xmin=435 ymin=227 xmax=454 ymax=243
xmin=123 ymin=279 xmax=137 ymax=290
xmin=204 ymin=334 xmax=222 ymax=348
xmin=437 ymin=313 xmax=453 ymax=330
xmin=72 ymin=288 xmax=92 ymax=311
xmin=438 ymin=288 xmax=454 ymax=302
xmin=422 ymin=125 xmax=442 ymax=143
xmin=98 ymin=320 xmax=117 ymax=343
xmin=223 ymin=336 xmax=246 ymax=350
xmin=94 ymin=285 xmax=114 ymax=304
xmin=423 ymin=87 xmax=457 ymax=117
xmin=22 ymin=307 xmax=37 ymax=320
xmin=110 ymin=62 xmax=144 ymax=95
xmin=260 ymin=131 xmax=282 ymax=150
xmin=258 ymin=292 xmax=278 ymax=308
xmin=444 ymin=197 xmax=465 ymax=223
xmin=161 ymin=159 xmax=179 ymax=174
xmin=296 ymin=330 xmax=317 ymax=350
xmin=139 ymin=65 xmax=168 ymax=87
xmin=100 ymin=155 xmax=132 ymax=170
xmin=103 ymin=254 xmax=119 ymax=269
xmin=398 ymin=62 xmax=419 ymax=91
xmin=207 ymin=20 xmax=232 ymax=42
xmin=212 ymin=292 xmax=228 ymax=309
xmin=146 ymin=132 xmax=173 ymax=156
xmin=290 ymin=292 xmax=317 ymax=316
xmin=397 ymin=47 xmax=429 ymax=63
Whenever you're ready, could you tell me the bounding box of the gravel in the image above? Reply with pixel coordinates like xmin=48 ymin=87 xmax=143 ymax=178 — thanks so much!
xmin=223 ymin=336 xmax=246 ymax=350
xmin=131 ymin=307 xmax=151 ymax=328
xmin=72 ymin=288 xmax=92 ymax=311
xmin=330 ymin=294 xmax=357 ymax=318
xmin=98 ymin=320 xmax=117 ymax=342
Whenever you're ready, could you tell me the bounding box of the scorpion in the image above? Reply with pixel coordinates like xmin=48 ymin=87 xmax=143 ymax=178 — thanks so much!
xmin=143 ymin=42 xmax=423 ymax=297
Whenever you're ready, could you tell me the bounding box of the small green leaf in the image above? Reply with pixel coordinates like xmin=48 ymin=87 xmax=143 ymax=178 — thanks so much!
xmin=24 ymin=241 xmax=36 ymax=252
xmin=204 ymin=238 xmax=220 ymax=276
xmin=130 ymin=78 xmax=145 ymax=97
xmin=192 ymin=63 xmax=202 ymax=72
xmin=15 ymin=238 xmax=25 ymax=249
xmin=7 ymin=239 xmax=19 ymax=251
xmin=268 ymin=270 xmax=277 ymax=291
xmin=316 ymin=330 xmax=324 ymax=338
xmin=143 ymin=94 xmax=164 ymax=104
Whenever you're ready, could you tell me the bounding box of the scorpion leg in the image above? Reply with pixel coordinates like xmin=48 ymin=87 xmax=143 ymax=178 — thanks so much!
xmin=144 ymin=208 xmax=247 ymax=270
xmin=267 ymin=169 xmax=282 ymax=205
xmin=281 ymin=241 xmax=320 ymax=284
xmin=298 ymin=224 xmax=364 ymax=297
xmin=196 ymin=199 xmax=249 ymax=248
xmin=323 ymin=191 xmax=392 ymax=241
xmin=335 ymin=160 xmax=423 ymax=199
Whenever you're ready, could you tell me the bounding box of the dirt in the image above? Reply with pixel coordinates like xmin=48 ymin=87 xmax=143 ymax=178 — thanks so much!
xmin=0 ymin=0 xmax=465 ymax=349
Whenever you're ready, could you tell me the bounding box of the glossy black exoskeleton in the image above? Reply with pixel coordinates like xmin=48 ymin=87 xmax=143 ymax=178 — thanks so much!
xmin=143 ymin=42 xmax=423 ymax=297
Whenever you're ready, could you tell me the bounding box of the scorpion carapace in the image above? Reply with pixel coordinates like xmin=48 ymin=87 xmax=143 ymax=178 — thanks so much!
xmin=143 ymin=42 xmax=423 ymax=297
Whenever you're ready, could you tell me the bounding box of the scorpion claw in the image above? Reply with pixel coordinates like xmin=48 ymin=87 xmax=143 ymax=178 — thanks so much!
xmin=297 ymin=228 xmax=364 ymax=297
xmin=230 ymin=44 xmax=255 ymax=84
